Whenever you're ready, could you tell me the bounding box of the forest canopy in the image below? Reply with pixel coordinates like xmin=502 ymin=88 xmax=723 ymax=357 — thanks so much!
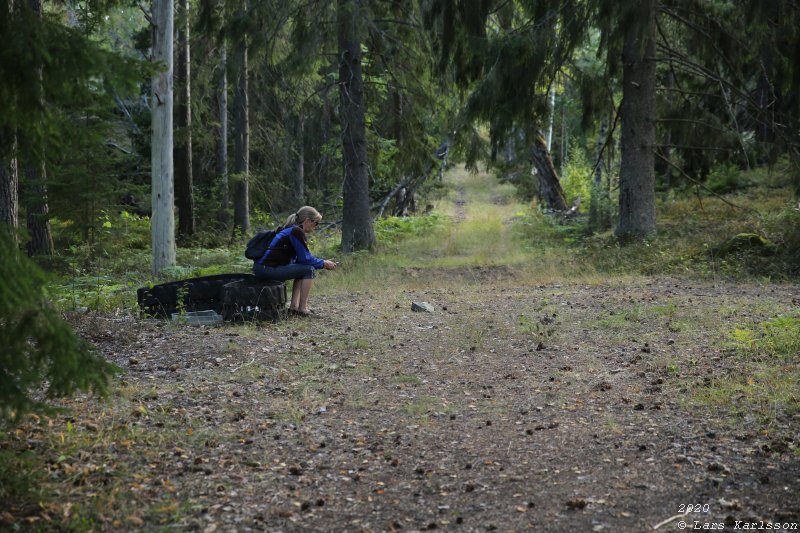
xmin=0 ymin=0 xmax=798 ymax=264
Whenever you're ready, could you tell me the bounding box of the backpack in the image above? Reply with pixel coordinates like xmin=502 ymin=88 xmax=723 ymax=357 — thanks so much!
xmin=244 ymin=228 xmax=278 ymax=260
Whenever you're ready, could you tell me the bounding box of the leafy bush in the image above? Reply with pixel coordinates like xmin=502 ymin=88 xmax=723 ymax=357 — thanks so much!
xmin=0 ymin=232 xmax=118 ymax=423
xmin=375 ymin=215 xmax=441 ymax=243
xmin=560 ymin=144 xmax=593 ymax=207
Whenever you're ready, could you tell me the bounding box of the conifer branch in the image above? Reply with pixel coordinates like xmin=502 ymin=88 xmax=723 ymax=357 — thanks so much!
xmin=589 ymin=99 xmax=622 ymax=182
xmin=653 ymin=149 xmax=760 ymax=215
xmin=138 ymin=2 xmax=153 ymax=26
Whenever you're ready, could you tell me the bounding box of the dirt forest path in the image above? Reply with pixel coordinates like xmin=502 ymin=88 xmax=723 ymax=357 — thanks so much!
xmin=19 ymin=168 xmax=799 ymax=532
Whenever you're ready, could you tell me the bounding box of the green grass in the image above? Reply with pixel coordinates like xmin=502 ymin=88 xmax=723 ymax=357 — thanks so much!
xmin=694 ymin=365 xmax=800 ymax=425
xmin=392 ymin=374 xmax=422 ymax=385
xmin=726 ymin=313 xmax=800 ymax=361
xmin=402 ymin=395 xmax=444 ymax=418
xmin=4 ymin=162 xmax=799 ymax=529
xmin=42 ymin=162 xmax=800 ymax=312
xmin=692 ymin=312 xmax=800 ymax=427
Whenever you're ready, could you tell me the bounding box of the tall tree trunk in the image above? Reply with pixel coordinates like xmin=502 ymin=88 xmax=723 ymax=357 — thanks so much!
xmin=232 ymin=20 xmax=249 ymax=235
xmin=560 ymin=92 xmax=567 ymax=175
xmin=216 ymin=44 xmax=229 ymax=229
xmin=338 ymin=0 xmax=375 ymax=253
xmin=546 ymin=84 xmax=556 ymax=151
xmin=0 ymin=129 xmax=18 ymax=239
xmin=293 ymin=112 xmax=305 ymax=206
xmin=0 ymin=0 xmax=16 ymax=238
xmin=23 ymin=0 xmax=53 ymax=257
xmin=531 ymin=133 xmax=567 ymax=211
xmin=616 ymin=0 xmax=657 ymax=239
xmin=174 ymin=0 xmax=194 ymax=238
xmin=662 ymin=70 xmax=674 ymax=193
xmin=318 ymin=87 xmax=331 ymax=191
xmin=590 ymin=121 xmax=610 ymax=231
xmin=755 ymin=47 xmax=774 ymax=146
xmin=151 ymin=0 xmax=176 ymax=273
xmin=23 ymin=155 xmax=53 ymax=257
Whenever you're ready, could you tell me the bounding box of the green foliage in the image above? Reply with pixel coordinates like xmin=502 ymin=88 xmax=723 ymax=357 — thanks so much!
xmin=560 ymin=143 xmax=593 ymax=207
xmin=374 ymin=215 xmax=441 ymax=243
xmin=763 ymin=206 xmax=800 ymax=274
xmin=728 ymin=313 xmax=800 ymax=361
xmin=706 ymin=163 xmax=751 ymax=194
xmin=0 ymin=233 xmax=118 ymax=423
xmin=514 ymin=177 xmax=800 ymax=280
xmin=589 ymin=180 xmax=616 ymax=232
xmin=0 ymin=448 xmax=41 ymax=505
xmin=697 ymin=313 xmax=800 ymax=425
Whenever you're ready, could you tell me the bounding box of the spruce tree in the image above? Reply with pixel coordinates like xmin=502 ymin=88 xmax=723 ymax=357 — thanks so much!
xmin=0 ymin=232 xmax=117 ymax=423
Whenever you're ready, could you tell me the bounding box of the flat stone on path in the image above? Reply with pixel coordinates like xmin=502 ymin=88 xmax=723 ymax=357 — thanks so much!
xmin=411 ymin=301 xmax=434 ymax=312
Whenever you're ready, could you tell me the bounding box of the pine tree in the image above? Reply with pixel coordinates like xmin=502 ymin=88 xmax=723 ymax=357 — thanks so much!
xmin=231 ymin=24 xmax=249 ymax=235
xmin=174 ymin=0 xmax=195 ymax=238
xmin=612 ymin=0 xmax=657 ymax=238
xmin=338 ymin=0 xmax=375 ymax=252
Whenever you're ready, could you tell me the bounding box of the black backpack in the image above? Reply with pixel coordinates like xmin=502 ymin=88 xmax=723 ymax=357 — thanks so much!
xmin=244 ymin=228 xmax=279 ymax=260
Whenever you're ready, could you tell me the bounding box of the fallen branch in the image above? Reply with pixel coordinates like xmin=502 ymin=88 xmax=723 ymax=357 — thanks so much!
xmin=652 ymin=512 xmax=689 ymax=530
xmin=653 ymin=150 xmax=761 ymax=216
xmin=230 ymin=358 xmax=255 ymax=373
xmin=375 ymin=175 xmax=414 ymax=219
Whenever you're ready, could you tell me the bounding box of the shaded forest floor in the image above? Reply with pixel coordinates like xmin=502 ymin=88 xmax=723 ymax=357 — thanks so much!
xmin=3 ymin=168 xmax=800 ymax=532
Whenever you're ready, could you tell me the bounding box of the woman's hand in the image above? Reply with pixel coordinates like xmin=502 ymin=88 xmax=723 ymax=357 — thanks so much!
xmin=323 ymin=260 xmax=337 ymax=270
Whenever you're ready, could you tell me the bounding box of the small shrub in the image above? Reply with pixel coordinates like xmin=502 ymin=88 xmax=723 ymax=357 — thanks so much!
xmin=375 ymin=215 xmax=441 ymax=243
xmin=764 ymin=206 xmax=800 ymax=274
xmin=560 ymin=144 xmax=593 ymax=207
xmin=706 ymin=163 xmax=750 ymax=194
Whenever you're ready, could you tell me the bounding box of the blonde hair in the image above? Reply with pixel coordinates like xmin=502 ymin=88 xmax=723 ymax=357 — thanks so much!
xmin=284 ymin=206 xmax=322 ymax=227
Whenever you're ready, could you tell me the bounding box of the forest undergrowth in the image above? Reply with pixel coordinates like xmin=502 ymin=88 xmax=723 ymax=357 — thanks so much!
xmin=1 ymin=166 xmax=799 ymax=531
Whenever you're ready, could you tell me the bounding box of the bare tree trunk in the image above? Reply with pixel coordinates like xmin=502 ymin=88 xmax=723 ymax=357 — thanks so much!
xmin=560 ymin=93 xmax=567 ymax=175
xmin=662 ymin=70 xmax=674 ymax=193
xmin=594 ymin=123 xmax=605 ymax=187
xmin=232 ymin=20 xmax=249 ymax=235
xmin=755 ymin=47 xmax=775 ymax=146
xmin=531 ymin=133 xmax=568 ymax=211
xmin=216 ymin=44 xmax=229 ymax=229
xmin=293 ymin=112 xmax=305 ymax=205
xmin=546 ymin=84 xmax=556 ymax=151
xmin=23 ymin=156 xmax=53 ymax=257
xmin=0 ymin=0 xmax=17 ymax=238
xmin=0 ymin=129 xmax=18 ymax=239
xmin=338 ymin=0 xmax=375 ymax=253
xmin=151 ymin=0 xmax=176 ymax=273
xmin=616 ymin=0 xmax=657 ymax=238
xmin=590 ymin=121 xmax=610 ymax=231
xmin=23 ymin=0 xmax=53 ymax=257
xmin=174 ymin=0 xmax=194 ymax=238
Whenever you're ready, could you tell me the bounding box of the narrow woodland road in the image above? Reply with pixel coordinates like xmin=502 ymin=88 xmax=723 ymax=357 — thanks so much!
xmin=16 ymin=168 xmax=799 ymax=532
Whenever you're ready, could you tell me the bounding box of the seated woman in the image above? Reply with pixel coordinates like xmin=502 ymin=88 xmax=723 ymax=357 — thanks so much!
xmin=253 ymin=206 xmax=336 ymax=316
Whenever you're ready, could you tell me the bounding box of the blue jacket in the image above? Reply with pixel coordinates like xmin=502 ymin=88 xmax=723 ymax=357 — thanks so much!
xmin=258 ymin=225 xmax=324 ymax=269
